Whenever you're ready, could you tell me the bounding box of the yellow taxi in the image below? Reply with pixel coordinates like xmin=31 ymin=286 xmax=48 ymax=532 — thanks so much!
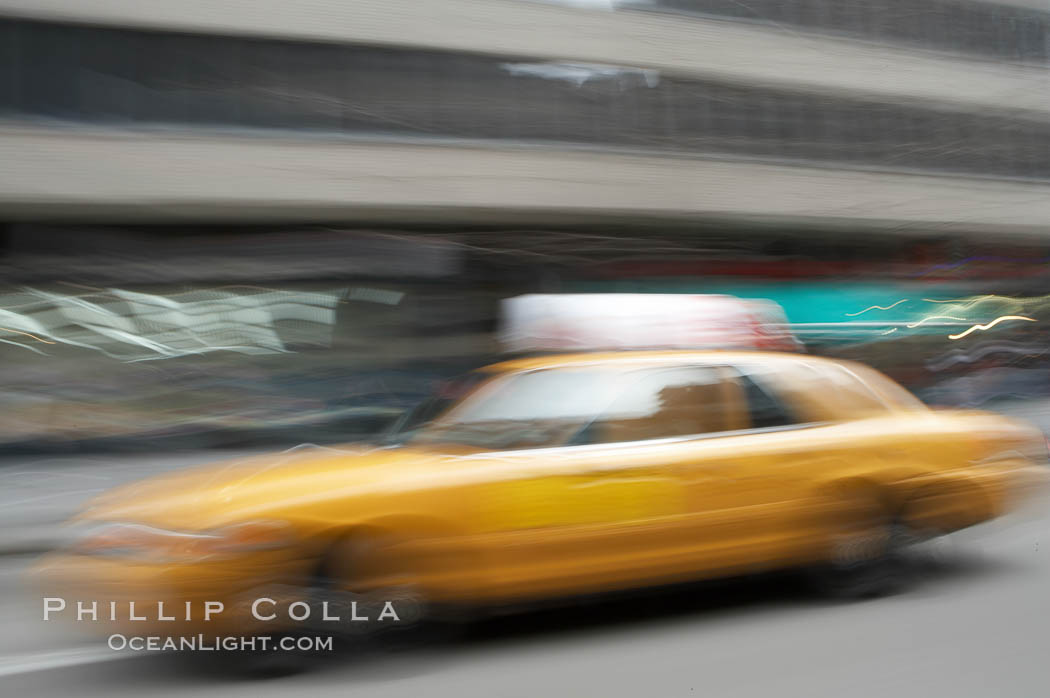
xmin=34 ymin=350 xmax=1049 ymax=638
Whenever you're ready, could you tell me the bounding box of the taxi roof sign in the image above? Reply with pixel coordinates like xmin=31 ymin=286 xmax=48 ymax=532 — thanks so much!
xmin=500 ymin=294 xmax=799 ymax=353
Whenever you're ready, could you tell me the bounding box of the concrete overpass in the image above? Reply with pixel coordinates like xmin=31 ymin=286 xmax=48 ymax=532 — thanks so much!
xmin=1 ymin=125 xmax=1048 ymax=236
xmin=0 ymin=0 xmax=1047 ymax=116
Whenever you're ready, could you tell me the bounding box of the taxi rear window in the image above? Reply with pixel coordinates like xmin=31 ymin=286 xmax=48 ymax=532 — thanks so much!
xmin=844 ymin=363 xmax=925 ymax=410
xmin=738 ymin=360 xmax=892 ymax=422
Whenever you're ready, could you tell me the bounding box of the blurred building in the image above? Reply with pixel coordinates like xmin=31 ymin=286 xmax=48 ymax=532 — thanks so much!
xmin=0 ymin=0 xmax=1047 ymax=232
xmin=0 ymin=1 xmax=1049 ymax=448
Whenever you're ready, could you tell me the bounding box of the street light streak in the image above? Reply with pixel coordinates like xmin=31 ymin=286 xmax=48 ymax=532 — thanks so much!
xmin=845 ymin=299 xmax=908 ymax=316
xmin=906 ymin=315 xmax=968 ymax=329
xmin=0 ymin=326 xmax=55 ymax=344
xmin=948 ymin=315 xmax=1036 ymax=340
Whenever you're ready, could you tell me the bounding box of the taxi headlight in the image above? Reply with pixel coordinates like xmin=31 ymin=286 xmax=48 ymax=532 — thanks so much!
xmin=65 ymin=520 xmax=293 ymax=561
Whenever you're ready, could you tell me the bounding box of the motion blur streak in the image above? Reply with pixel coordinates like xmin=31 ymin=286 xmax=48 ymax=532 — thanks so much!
xmin=0 ymin=287 xmax=345 ymax=360
xmin=1 ymin=0 xmax=1050 ymax=695
xmin=948 ymin=316 xmax=1037 ymax=341
xmin=844 ymin=300 xmax=910 ymax=316
xmin=905 ymin=316 xmax=969 ymax=329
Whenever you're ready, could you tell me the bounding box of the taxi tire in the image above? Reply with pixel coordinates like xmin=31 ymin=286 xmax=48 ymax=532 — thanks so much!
xmin=311 ymin=534 xmax=467 ymax=649
xmin=810 ymin=492 xmax=914 ymax=599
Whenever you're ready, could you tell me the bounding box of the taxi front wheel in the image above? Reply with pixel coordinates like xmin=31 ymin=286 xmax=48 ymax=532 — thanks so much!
xmin=310 ymin=534 xmax=470 ymax=647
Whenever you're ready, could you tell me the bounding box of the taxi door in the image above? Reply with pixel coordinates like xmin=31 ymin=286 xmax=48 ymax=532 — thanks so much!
xmin=666 ymin=366 xmax=836 ymax=575
xmin=472 ymin=365 xmax=743 ymax=598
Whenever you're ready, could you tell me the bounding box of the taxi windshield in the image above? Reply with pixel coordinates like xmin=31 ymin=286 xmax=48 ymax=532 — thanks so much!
xmin=408 ymin=368 xmax=626 ymax=450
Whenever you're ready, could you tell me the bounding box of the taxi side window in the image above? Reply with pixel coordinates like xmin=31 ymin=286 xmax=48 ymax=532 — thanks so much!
xmin=574 ymin=367 xmax=730 ymax=445
xmin=736 ymin=374 xmax=798 ymax=429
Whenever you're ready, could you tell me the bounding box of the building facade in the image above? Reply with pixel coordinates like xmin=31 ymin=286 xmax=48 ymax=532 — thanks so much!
xmin=0 ymin=0 xmax=1047 ymax=234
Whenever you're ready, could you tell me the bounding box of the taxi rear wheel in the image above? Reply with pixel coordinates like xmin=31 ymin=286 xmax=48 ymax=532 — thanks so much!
xmin=811 ymin=490 xmax=913 ymax=599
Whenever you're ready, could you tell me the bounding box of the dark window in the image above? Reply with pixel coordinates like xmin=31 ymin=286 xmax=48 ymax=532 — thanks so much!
xmin=1 ymin=17 xmax=1048 ymax=180
xmin=635 ymin=0 xmax=1050 ymax=63
xmin=737 ymin=373 xmax=798 ymax=429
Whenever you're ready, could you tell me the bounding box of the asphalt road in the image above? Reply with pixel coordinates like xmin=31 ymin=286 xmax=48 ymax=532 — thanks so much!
xmin=0 ymin=410 xmax=1049 ymax=697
